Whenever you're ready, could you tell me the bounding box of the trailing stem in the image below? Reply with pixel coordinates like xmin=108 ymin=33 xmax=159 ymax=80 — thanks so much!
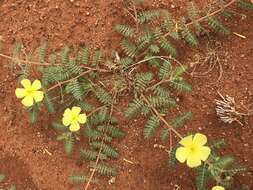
xmin=141 ymin=94 xmax=183 ymax=139
xmin=163 ymin=0 xmax=238 ymax=37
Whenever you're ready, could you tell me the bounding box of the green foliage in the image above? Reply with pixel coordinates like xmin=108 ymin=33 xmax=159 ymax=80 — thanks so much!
xmin=180 ymin=17 xmax=199 ymax=46
xmin=41 ymin=66 xmax=66 ymax=85
xmin=56 ymin=131 xmax=75 ymax=155
xmin=187 ymin=1 xmax=203 ymax=34
xmin=48 ymin=53 xmax=57 ymax=65
xmin=78 ymin=101 xmax=96 ymax=112
xmin=38 ymin=42 xmax=47 ymax=63
xmin=168 ymin=145 xmax=178 ymax=167
xmin=44 ymin=92 xmax=55 ymax=113
xmin=196 ymin=164 xmax=209 ymax=190
xmin=94 ymin=86 xmax=112 ymax=105
xmin=158 ymin=36 xmax=177 ymax=57
xmin=18 ymin=63 xmax=30 ymax=80
xmin=65 ymin=79 xmax=83 ymax=101
xmin=28 ymin=106 xmax=39 ymax=123
xmin=0 ymin=174 xmax=16 ymax=190
xmin=90 ymin=163 xmax=117 ymax=177
xmin=115 ymin=24 xmax=135 ymax=37
xmin=148 ymin=95 xmax=176 ymax=108
xmin=92 ymin=50 xmax=103 ymax=67
xmin=78 ymin=46 xmax=90 ymax=65
xmin=210 ymin=139 xmax=226 ymax=149
xmin=207 ymin=17 xmax=230 ymax=35
xmin=170 ymin=66 xmax=192 ymax=92
xmin=124 ymin=98 xmax=144 ymax=118
xmin=144 ymin=115 xmax=160 ymax=139
xmin=137 ymin=29 xmax=154 ymax=50
xmin=172 ymin=79 xmax=192 ymax=92
xmin=0 ymin=174 xmax=5 ymax=183
xmin=52 ymin=122 xmax=67 ymax=131
xmin=97 ymin=125 xmax=125 ymax=138
xmin=159 ymin=60 xmax=171 ymax=80
xmin=67 ymin=58 xmax=83 ymax=75
xmin=91 ymin=141 xmax=119 ymax=158
xmin=1 ymin=1 xmax=251 ymax=190
xmin=69 ymin=175 xmax=98 ymax=184
xmin=71 ymin=108 xmax=124 ymax=187
xmin=195 ymin=141 xmax=247 ymax=190
xmin=160 ymin=128 xmax=169 ymax=142
xmin=60 ymin=45 xmax=70 ymax=64
xmin=161 ymin=13 xmax=180 ymax=39
xmin=80 ymin=149 xmax=101 ymax=161
xmin=170 ymin=112 xmax=193 ymax=128
xmin=154 ymin=28 xmax=177 ymax=57
xmin=149 ymin=44 xmax=160 ymax=54
xmin=134 ymin=72 xmax=153 ymax=92
xmin=154 ymin=86 xmax=170 ymax=98
xmin=118 ymin=57 xmax=134 ymax=67
xmin=238 ymin=0 xmax=253 ymax=10
xmin=64 ymin=134 xmax=75 ymax=155
xmin=121 ymin=39 xmax=137 ymax=58
xmin=137 ymin=10 xmax=160 ymax=24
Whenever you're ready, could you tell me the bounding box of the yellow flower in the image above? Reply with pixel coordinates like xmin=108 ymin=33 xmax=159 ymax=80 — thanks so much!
xmin=175 ymin=133 xmax=211 ymax=168
xmin=15 ymin=79 xmax=44 ymax=107
xmin=62 ymin=106 xmax=87 ymax=132
xmin=212 ymin=186 xmax=225 ymax=190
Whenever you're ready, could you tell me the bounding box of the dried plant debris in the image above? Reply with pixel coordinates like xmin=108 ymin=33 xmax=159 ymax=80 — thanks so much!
xmin=215 ymin=92 xmax=252 ymax=126
xmin=190 ymin=40 xmax=229 ymax=82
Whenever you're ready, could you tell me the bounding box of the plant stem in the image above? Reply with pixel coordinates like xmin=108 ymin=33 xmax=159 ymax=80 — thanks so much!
xmin=146 ymin=78 xmax=172 ymax=91
xmin=46 ymin=70 xmax=92 ymax=92
xmin=163 ymin=0 xmax=238 ymax=37
xmin=186 ymin=0 xmax=238 ymax=26
xmin=126 ymin=55 xmax=171 ymax=69
xmin=84 ymin=147 xmax=102 ymax=190
xmin=84 ymin=94 xmax=116 ymax=190
xmin=0 ymin=53 xmax=110 ymax=73
xmin=141 ymin=94 xmax=183 ymax=139
xmin=87 ymin=105 xmax=107 ymax=117
xmin=0 ymin=53 xmax=59 ymax=66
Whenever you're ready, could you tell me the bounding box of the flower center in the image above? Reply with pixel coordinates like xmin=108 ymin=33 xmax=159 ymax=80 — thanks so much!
xmin=26 ymin=89 xmax=34 ymax=95
xmin=71 ymin=115 xmax=78 ymax=121
xmin=189 ymin=144 xmax=197 ymax=153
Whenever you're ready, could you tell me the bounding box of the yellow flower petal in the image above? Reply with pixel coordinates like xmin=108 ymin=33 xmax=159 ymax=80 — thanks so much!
xmin=198 ymin=146 xmax=211 ymax=161
xmin=186 ymin=153 xmax=202 ymax=168
xmin=179 ymin=135 xmax=193 ymax=146
xmin=77 ymin=113 xmax=87 ymax=124
xmin=21 ymin=95 xmax=34 ymax=107
xmin=15 ymin=88 xmax=26 ymax=98
xmin=62 ymin=116 xmax=72 ymax=126
xmin=72 ymin=106 xmax=81 ymax=116
xmin=176 ymin=147 xmax=190 ymax=163
xmin=63 ymin=108 xmax=72 ymax=117
xmin=33 ymin=91 xmax=44 ymax=102
xmin=212 ymin=186 xmax=225 ymax=190
xmin=69 ymin=121 xmax=80 ymax=132
xmin=32 ymin=80 xmax=42 ymax=90
xmin=193 ymin=133 xmax=207 ymax=146
xmin=21 ymin=79 xmax=31 ymax=88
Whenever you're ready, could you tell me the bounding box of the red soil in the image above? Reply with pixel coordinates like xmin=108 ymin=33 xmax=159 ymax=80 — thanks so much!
xmin=0 ymin=0 xmax=252 ymax=190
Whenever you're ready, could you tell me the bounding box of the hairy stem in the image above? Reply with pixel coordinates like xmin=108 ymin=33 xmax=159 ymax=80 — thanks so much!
xmin=141 ymin=94 xmax=183 ymax=139
xmin=164 ymin=0 xmax=238 ymax=37
xmin=146 ymin=78 xmax=172 ymax=91
xmin=84 ymin=94 xmax=116 ymax=190
xmin=46 ymin=70 xmax=92 ymax=92
xmin=0 ymin=53 xmax=110 ymax=73
xmin=84 ymin=147 xmax=102 ymax=190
